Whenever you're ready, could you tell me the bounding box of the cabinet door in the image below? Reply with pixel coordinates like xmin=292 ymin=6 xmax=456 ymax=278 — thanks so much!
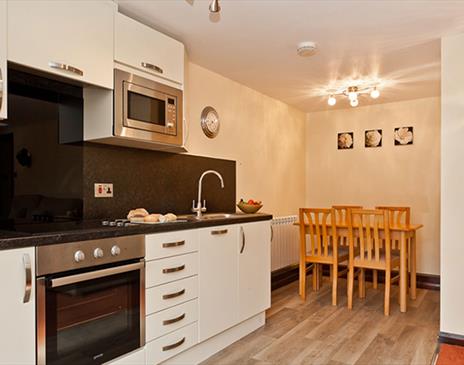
xmin=8 ymin=0 xmax=114 ymax=89
xmin=0 ymin=247 xmax=35 ymax=365
xmin=115 ymin=13 xmax=184 ymax=86
xmin=238 ymin=221 xmax=271 ymax=322
xmin=0 ymin=0 xmax=6 ymax=120
xmin=198 ymin=225 xmax=238 ymax=342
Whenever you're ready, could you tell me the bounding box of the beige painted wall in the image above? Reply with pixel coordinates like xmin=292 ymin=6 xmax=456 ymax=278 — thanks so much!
xmin=184 ymin=62 xmax=306 ymax=217
xmin=305 ymin=97 xmax=441 ymax=275
xmin=441 ymin=33 xmax=464 ymax=336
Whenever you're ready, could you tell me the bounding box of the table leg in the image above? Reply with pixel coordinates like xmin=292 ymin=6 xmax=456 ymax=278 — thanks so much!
xmin=400 ymin=231 xmax=407 ymax=312
xmin=410 ymin=233 xmax=417 ymax=300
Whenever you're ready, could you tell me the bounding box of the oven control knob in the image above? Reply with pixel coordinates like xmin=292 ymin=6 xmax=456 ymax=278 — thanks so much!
xmin=74 ymin=250 xmax=85 ymax=263
xmin=93 ymin=248 xmax=104 ymax=259
xmin=111 ymin=245 xmax=121 ymax=257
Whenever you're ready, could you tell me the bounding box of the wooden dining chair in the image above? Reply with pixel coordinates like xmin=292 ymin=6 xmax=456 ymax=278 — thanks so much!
xmin=332 ymin=205 xmax=363 ymax=225
xmin=298 ymin=208 xmax=349 ymax=306
xmin=347 ymin=209 xmax=400 ymax=316
xmin=374 ymin=206 xmax=411 ymax=289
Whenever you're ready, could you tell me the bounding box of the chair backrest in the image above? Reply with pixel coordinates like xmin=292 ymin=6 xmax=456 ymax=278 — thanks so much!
xmin=348 ymin=209 xmax=391 ymax=264
xmin=332 ymin=205 xmax=363 ymax=225
xmin=299 ymin=208 xmax=337 ymax=259
xmin=375 ymin=206 xmax=411 ymax=227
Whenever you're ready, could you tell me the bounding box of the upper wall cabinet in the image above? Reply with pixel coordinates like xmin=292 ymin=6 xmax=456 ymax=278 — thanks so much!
xmin=115 ymin=13 xmax=184 ymax=87
xmin=7 ymin=0 xmax=115 ymax=89
xmin=0 ymin=0 xmax=7 ymax=120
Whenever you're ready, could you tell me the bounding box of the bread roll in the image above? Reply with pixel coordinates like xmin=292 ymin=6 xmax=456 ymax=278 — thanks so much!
xmin=127 ymin=208 xmax=149 ymax=219
xmin=159 ymin=213 xmax=177 ymax=223
xmin=144 ymin=214 xmax=161 ymax=223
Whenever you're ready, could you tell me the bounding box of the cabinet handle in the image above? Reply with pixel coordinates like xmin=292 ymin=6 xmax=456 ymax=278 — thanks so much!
xmin=162 ymin=264 xmax=185 ymax=274
xmin=162 ymin=288 xmax=185 ymax=300
xmin=211 ymin=229 xmax=228 ymax=235
xmin=163 ymin=313 xmax=186 ymax=326
xmin=141 ymin=62 xmax=163 ymax=74
xmin=48 ymin=61 xmax=84 ymax=76
xmin=162 ymin=337 xmax=185 ymax=352
xmin=163 ymin=240 xmax=185 ymax=248
xmin=271 ymin=225 xmax=274 ymax=242
xmin=23 ymin=254 xmax=32 ymax=303
xmin=240 ymin=226 xmax=246 ymax=254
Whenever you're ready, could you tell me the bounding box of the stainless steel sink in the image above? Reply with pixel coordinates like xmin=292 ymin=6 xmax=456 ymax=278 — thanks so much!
xmin=179 ymin=213 xmax=234 ymax=221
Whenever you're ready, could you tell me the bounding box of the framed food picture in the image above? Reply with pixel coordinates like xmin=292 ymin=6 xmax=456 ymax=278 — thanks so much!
xmin=365 ymin=129 xmax=382 ymax=148
xmin=338 ymin=132 xmax=354 ymax=150
xmin=394 ymin=126 xmax=413 ymax=145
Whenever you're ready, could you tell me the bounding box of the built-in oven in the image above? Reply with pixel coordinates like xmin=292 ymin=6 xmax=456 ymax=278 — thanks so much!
xmin=36 ymin=235 xmax=145 ymax=365
xmin=114 ymin=69 xmax=183 ymax=148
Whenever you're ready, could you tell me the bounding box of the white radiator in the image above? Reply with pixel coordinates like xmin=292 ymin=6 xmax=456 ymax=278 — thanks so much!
xmin=271 ymin=215 xmax=299 ymax=271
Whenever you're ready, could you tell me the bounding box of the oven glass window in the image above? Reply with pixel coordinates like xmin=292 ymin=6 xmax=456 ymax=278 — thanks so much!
xmin=127 ymin=90 xmax=166 ymax=126
xmin=45 ymin=269 xmax=140 ymax=365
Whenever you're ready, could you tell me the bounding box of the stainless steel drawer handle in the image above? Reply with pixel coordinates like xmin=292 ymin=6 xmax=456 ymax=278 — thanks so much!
xmin=162 ymin=337 xmax=185 ymax=352
xmin=211 ymin=229 xmax=228 ymax=235
xmin=162 ymin=264 xmax=185 ymax=274
xmin=240 ymin=226 xmax=246 ymax=254
xmin=23 ymin=254 xmax=32 ymax=303
xmin=163 ymin=313 xmax=186 ymax=326
xmin=162 ymin=288 xmax=185 ymax=300
xmin=141 ymin=62 xmax=163 ymax=74
xmin=163 ymin=240 xmax=185 ymax=248
xmin=48 ymin=61 xmax=84 ymax=76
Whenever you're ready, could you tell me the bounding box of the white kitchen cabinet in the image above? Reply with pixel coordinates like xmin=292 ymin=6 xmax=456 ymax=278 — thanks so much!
xmin=198 ymin=225 xmax=239 ymax=342
xmin=0 ymin=247 xmax=35 ymax=365
xmin=8 ymin=0 xmax=115 ymax=89
xmin=238 ymin=221 xmax=271 ymax=322
xmin=115 ymin=12 xmax=184 ymax=86
xmin=0 ymin=0 xmax=7 ymax=120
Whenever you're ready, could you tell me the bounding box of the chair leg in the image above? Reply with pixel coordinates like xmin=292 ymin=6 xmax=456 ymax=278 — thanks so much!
xmin=347 ymin=265 xmax=354 ymax=310
xmin=332 ymin=264 xmax=338 ymax=306
xmin=359 ymin=268 xmax=366 ymax=299
xmin=299 ymin=258 xmax=306 ymax=300
xmin=312 ymin=264 xmax=318 ymax=291
xmin=373 ymin=269 xmax=378 ymax=289
xmin=330 ymin=265 xmax=333 ymax=283
xmin=384 ymin=269 xmax=391 ymax=316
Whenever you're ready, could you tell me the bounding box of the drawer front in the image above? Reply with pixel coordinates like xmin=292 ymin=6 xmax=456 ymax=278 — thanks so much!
xmin=146 ymin=230 xmax=198 ymax=261
xmin=146 ymin=299 xmax=198 ymax=341
xmin=104 ymin=348 xmax=145 ymax=365
xmin=146 ymin=322 xmax=198 ymax=365
xmin=146 ymin=276 xmax=198 ymax=314
xmin=146 ymin=252 xmax=198 ymax=287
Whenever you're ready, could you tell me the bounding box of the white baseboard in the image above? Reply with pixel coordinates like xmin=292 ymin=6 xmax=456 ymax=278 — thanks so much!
xmin=161 ymin=312 xmax=266 ymax=365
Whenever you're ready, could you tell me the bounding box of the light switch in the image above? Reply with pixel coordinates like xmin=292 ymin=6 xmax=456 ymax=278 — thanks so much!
xmin=94 ymin=183 xmax=113 ymax=198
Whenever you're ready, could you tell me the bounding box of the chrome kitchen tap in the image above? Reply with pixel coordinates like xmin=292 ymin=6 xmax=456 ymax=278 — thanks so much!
xmin=192 ymin=170 xmax=224 ymax=219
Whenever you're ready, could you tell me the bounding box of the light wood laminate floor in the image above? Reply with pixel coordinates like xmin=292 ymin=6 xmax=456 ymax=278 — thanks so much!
xmin=202 ymin=278 xmax=439 ymax=365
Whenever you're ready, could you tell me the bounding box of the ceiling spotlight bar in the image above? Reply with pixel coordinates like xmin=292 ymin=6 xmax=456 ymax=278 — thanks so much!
xmin=326 ymin=83 xmax=381 ymax=107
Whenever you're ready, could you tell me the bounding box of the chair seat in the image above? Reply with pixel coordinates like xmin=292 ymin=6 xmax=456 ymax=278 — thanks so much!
xmin=353 ymin=251 xmax=400 ymax=269
xmin=305 ymin=246 xmax=349 ymax=262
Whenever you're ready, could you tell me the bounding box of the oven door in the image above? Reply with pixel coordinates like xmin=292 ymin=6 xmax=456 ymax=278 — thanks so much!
xmin=37 ymin=260 xmax=145 ymax=365
xmin=123 ymin=81 xmax=177 ymax=136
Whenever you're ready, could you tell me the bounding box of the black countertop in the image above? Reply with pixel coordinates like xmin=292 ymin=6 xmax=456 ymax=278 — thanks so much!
xmin=0 ymin=213 xmax=273 ymax=251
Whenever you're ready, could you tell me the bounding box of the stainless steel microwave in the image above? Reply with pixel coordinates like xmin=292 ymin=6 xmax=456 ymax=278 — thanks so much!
xmin=114 ymin=69 xmax=183 ymax=148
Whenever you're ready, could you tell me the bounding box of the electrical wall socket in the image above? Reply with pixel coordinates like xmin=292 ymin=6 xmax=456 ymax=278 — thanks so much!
xmin=94 ymin=183 xmax=113 ymax=198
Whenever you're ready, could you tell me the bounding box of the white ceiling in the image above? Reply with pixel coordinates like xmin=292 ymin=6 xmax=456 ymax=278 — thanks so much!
xmin=116 ymin=0 xmax=464 ymax=112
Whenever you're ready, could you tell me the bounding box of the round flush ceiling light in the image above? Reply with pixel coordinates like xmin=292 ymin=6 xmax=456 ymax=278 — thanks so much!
xmin=297 ymin=41 xmax=317 ymax=57
xmin=370 ymin=87 xmax=380 ymax=99
xmin=327 ymin=95 xmax=336 ymax=106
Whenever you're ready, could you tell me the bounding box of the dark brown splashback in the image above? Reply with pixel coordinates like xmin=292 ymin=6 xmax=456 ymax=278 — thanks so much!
xmin=83 ymin=143 xmax=236 ymax=219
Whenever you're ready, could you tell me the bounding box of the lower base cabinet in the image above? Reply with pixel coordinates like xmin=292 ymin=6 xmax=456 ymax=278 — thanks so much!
xmin=105 ymin=348 xmax=146 ymax=365
xmin=0 ymin=247 xmax=35 ymax=365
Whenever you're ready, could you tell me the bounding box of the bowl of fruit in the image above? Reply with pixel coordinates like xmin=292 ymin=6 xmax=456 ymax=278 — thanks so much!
xmin=237 ymin=199 xmax=263 ymax=214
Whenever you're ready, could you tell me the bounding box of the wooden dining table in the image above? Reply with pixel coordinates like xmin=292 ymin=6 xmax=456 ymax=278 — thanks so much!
xmin=295 ymin=221 xmax=423 ymax=312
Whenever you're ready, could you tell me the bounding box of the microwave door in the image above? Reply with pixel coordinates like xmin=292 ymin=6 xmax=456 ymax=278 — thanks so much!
xmin=123 ymin=82 xmax=175 ymax=135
